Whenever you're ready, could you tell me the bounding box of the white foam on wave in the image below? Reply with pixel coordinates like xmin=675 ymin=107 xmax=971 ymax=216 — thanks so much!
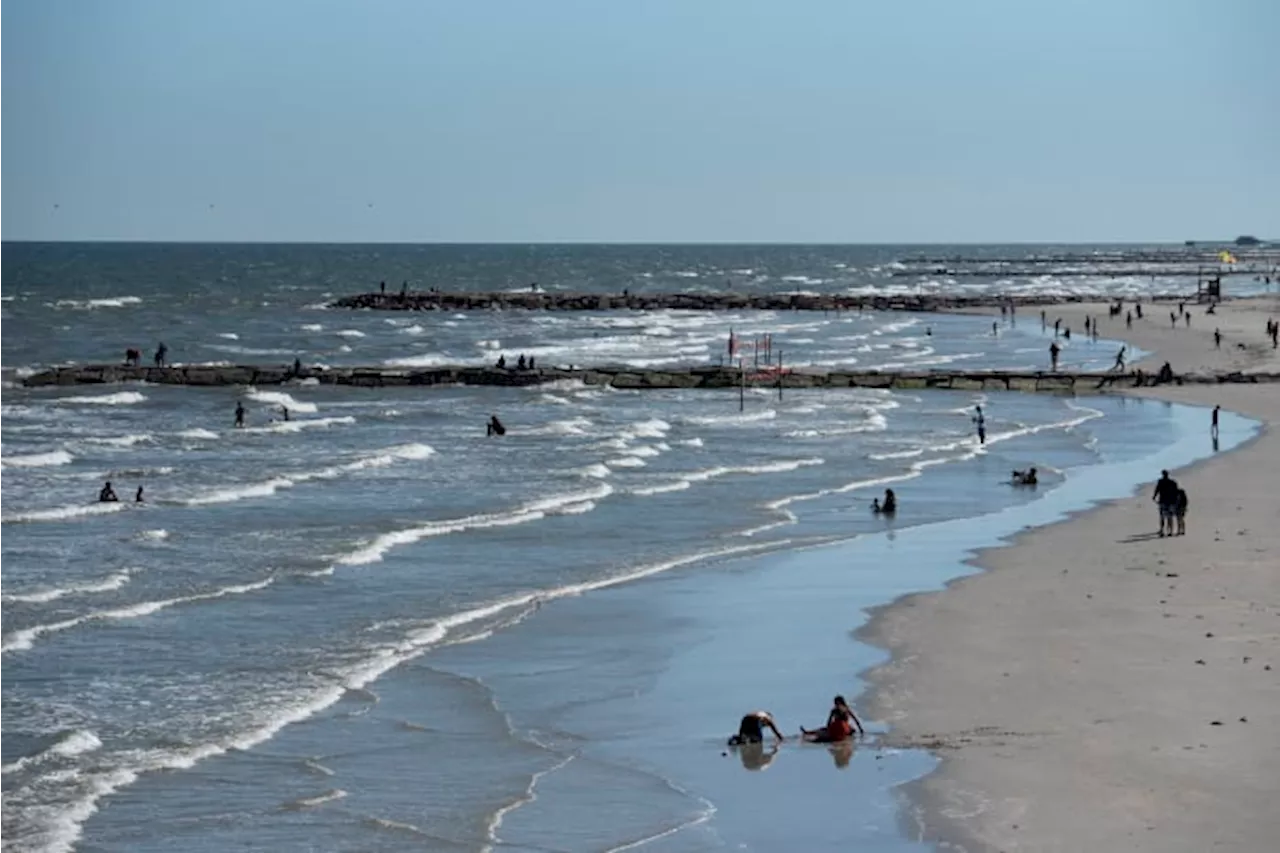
xmin=245 ymin=388 xmax=319 ymax=414
xmin=681 ymin=409 xmax=776 ymax=426
xmin=177 ymin=428 xmax=219 ymax=440
xmin=81 ymin=434 xmax=153 ymax=448
xmin=137 ymin=529 xmax=169 ymax=541
xmin=1 ymin=577 xmax=276 ymax=654
xmin=2 ymin=450 xmax=74 ymax=468
xmin=336 ymin=329 xmax=366 ymax=338
xmin=55 ymin=392 xmax=146 ymax=406
xmin=398 ymin=324 xmax=427 ymax=335
xmin=53 ymin=296 xmax=141 ymax=310
xmin=217 ymin=332 xmax=239 ymax=340
xmin=179 ymin=443 xmax=434 ymax=506
xmin=239 ymin=415 xmax=355 ymax=434
xmin=338 ymin=482 xmax=615 ymax=567
xmin=617 ymin=445 xmax=662 ymax=458
xmin=282 ymin=788 xmax=348 ymax=810
xmin=784 ymin=411 xmax=888 ymax=438
xmin=605 ymin=456 xmax=647 ymax=468
xmin=525 ymin=417 xmax=594 ymax=437
xmin=300 ymin=323 xmax=324 ymax=332
xmin=3 ymin=502 xmax=127 ymax=524
xmin=1 ymin=730 xmax=103 ymax=776
xmin=618 ymin=418 xmax=671 ymax=440
xmin=2 ymin=570 xmax=133 ymax=604
xmin=628 ymin=457 xmax=825 ymax=497
xmin=573 ymin=463 xmax=612 ymax=479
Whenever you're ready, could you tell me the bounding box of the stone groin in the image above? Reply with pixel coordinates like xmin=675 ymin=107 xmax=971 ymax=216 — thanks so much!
xmin=21 ymin=364 xmax=1280 ymax=394
xmin=328 ymin=291 xmax=1128 ymax=313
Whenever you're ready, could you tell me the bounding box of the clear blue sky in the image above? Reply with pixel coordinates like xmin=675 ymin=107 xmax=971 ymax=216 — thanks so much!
xmin=3 ymin=0 xmax=1277 ymax=242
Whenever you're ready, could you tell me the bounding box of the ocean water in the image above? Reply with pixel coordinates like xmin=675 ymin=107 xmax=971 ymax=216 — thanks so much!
xmin=0 ymin=243 xmax=1258 ymax=852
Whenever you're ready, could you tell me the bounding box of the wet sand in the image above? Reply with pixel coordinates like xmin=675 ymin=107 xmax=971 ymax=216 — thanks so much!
xmin=864 ymin=295 xmax=1280 ymax=851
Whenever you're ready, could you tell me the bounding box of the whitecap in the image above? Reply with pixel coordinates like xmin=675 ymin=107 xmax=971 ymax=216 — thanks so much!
xmin=2 ymin=450 xmax=74 ymax=468
xmin=56 ymin=392 xmax=146 ymax=406
xmin=245 ymin=388 xmax=319 ymax=414
xmin=1 ymin=570 xmax=133 ymax=604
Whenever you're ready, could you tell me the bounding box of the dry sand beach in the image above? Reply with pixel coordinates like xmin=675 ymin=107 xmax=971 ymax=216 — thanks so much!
xmin=865 ymin=295 xmax=1280 ymax=852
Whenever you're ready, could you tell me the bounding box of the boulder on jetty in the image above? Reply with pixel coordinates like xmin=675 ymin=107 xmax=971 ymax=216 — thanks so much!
xmin=21 ymin=363 xmax=1280 ymax=394
xmin=328 ymin=291 xmax=1102 ymax=313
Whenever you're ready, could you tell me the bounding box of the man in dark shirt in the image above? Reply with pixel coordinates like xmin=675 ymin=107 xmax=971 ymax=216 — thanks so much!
xmin=1152 ymin=470 xmax=1180 ymax=537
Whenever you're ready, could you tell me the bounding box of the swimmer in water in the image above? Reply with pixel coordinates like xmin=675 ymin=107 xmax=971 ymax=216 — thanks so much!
xmin=1012 ymin=467 xmax=1038 ymax=486
xmin=135 ymin=485 xmax=145 ymax=503
xmin=98 ymin=481 xmax=119 ymax=502
xmin=878 ymin=489 xmax=897 ymax=514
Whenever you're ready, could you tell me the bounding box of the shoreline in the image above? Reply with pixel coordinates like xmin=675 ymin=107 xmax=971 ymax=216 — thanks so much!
xmin=861 ymin=295 xmax=1280 ymax=851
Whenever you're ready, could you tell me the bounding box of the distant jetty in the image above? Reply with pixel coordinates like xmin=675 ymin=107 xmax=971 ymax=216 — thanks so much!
xmin=331 ymin=291 xmax=1119 ymax=313
xmin=21 ymin=364 xmax=1279 ymax=394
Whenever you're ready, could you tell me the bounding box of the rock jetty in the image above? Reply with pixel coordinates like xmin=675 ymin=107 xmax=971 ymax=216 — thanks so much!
xmin=329 ymin=291 xmax=1109 ymax=313
xmin=21 ymin=364 xmax=1279 ymax=394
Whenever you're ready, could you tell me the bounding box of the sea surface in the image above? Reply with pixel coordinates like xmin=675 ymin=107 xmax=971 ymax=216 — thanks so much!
xmin=0 ymin=243 xmax=1267 ymax=852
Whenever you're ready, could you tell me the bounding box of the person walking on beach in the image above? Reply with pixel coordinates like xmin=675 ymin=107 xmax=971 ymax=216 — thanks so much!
xmin=1040 ymin=310 xmax=1046 ymax=330
xmin=1211 ymin=405 xmax=1220 ymax=441
xmin=1112 ymin=346 xmax=1127 ymax=371
xmin=1126 ymin=310 xmax=1133 ymax=329
xmin=1153 ymin=470 xmax=1180 ymax=537
xmin=1214 ymin=328 xmax=1222 ymax=349
xmin=1049 ymin=341 xmax=1061 ymax=372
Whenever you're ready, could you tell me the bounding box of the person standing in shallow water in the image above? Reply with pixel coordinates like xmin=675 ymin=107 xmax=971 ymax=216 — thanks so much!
xmin=234 ymin=401 xmax=246 ymax=428
xmin=1211 ymin=405 xmax=1220 ymax=442
xmin=973 ymin=405 xmax=986 ymax=444
xmin=1049 ymin=341 xmax=1061 ymax=372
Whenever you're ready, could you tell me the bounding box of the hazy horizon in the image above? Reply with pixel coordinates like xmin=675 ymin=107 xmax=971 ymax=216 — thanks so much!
xmin=5 ymin=0 xmax=1278 ymax=243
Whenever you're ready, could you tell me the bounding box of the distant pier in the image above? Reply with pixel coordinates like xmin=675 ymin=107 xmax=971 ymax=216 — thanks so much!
xmin=329 ymin=291 xmax=1122 ymax=313
xmin=21 ymin=364 xmax=1279 ymax=394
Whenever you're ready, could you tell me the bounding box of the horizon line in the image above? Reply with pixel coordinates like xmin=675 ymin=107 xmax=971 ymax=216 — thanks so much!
xmin=4 ymin=238 xmax=1274 ymax=247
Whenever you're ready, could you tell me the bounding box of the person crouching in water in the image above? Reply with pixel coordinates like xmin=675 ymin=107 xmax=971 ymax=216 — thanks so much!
xmin=98 ymin=481 xmax=119 ymax=502
xmin=727 ymin=710 xmax=785 ymax=746
xmin=872 ymin=489 xmax=897 ymax=514
xmin=802 ymin=695 xmax=864 ymax=743
xmin=486 ymin=415 xmax=506 ymax=436
xmin=1012 ymin=467 xmax=1038 ymax=486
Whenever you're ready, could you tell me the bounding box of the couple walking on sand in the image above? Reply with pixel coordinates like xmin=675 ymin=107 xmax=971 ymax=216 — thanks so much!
xmin=1153 ymin=470 xmax=1188 ymax=537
